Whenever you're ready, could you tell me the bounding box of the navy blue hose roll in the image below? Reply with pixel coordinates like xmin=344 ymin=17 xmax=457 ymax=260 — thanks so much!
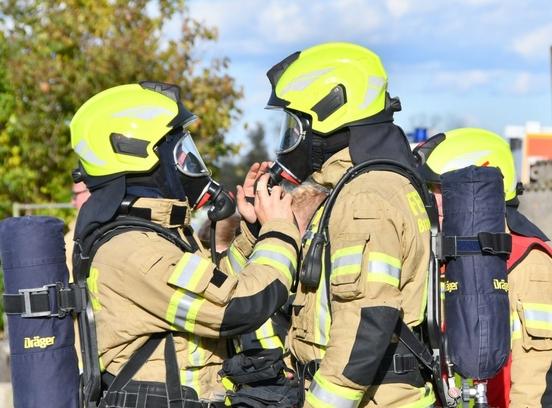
xmin=442 ymin=166 xmax=510 ymax=380
xmin=0 ymin=216 xmax=79 ymax=407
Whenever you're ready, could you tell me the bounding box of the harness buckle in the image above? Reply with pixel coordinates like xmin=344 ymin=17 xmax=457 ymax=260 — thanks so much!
xmin=392 ymin=354 xmax=408 ymax=374
xmin=19 ymin=282 xmax=70 ymax=318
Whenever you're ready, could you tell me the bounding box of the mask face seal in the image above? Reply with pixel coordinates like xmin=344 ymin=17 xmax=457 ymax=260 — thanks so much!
xmin=171 ymin=131 xmax=236 ymax=219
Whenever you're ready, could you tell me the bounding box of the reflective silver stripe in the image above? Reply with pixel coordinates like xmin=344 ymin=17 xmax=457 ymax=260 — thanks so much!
xmin=75 ymin=140 xmax=105 ymax=166
xmin=189 ymin=334 xmax=202 ymax=366
xmin=173 ymin=291 xmax=202 ymax=329
xmin=368 ymin=260 xmax=401 ymax=280
xmin=281 ymin=68 xmax=334 ymax=94
xmin=174 ymin=255 xmax=203 ymax=288
xmin=310 ymin=380 xmax=360 ymax=408
xmin=332 ymin=253 xmax=363 ymax=270
xmin=317 ymin=266 xmax=330 ymax=345
xmin=524 ymin=309 xmax=552 ymax=324
xmin=250 ymin=249 xmax=296 ymax=277
xmin=112 ymin=106 xmax=172 ymax=120
xmin=227 ymin=248 xmax=244 ymax=274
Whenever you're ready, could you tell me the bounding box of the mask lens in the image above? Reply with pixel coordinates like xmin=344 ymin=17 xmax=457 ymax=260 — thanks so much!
xmin=277 ymin=111 xmax=305 ymax=154
xmin=173 ymin=131 xmax=211 ymax=177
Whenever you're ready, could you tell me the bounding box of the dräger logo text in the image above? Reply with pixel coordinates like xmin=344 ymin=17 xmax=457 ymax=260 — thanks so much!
xmin=24 ymin=336 xmax=56 ymax=349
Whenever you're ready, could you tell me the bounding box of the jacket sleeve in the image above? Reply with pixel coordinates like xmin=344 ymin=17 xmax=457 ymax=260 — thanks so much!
xmin=97 ymin=219 xmax=300 ymax=339
xmin=305 ymin=191 xmax=404 ymax=407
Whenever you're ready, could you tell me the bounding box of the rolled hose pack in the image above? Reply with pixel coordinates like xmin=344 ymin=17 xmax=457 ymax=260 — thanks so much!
xmin=0 ymin=216 xmax=79 ymax=407
xmin=442 ymin=166 xmax=510 ymax=380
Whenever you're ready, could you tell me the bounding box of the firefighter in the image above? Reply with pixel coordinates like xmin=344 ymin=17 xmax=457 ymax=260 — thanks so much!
xmin=69 ymin=81 xmax=300 ymax=407
xmin=415 ymin=127 xmax=552 ymax=408
xmin=264 ymin=42 xmax=435 ymax=407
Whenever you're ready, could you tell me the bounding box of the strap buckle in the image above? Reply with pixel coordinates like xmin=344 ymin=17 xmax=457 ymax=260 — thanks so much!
xmin=18 ymin=282 xmax=69 ymax=318
xmin=392 ymin=354 xmax=408 ymax=374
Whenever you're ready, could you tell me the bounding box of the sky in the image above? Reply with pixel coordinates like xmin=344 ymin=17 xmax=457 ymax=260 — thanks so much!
xmin=177 ymin=0 xmax=552 ymax=150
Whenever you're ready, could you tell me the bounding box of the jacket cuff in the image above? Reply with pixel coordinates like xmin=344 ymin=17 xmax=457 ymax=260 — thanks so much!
xmin=259 ymin=219 xmax=301 ymax=251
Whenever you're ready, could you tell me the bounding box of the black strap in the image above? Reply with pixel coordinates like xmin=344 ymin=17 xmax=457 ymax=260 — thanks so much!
xmin=440 ymin=232 xmax=511 ymax=259
xmin=396 ymin=321 xmax=435 ymax=372
xmin=101 ymin=333 xmax=186 ymax=408
xmin=164 ymin=334 xmax=185 ymax=408
xmin=3 ymin=282 xmax=85 ymax=318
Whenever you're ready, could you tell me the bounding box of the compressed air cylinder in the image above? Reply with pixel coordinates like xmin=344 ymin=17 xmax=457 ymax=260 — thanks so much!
xmin=0 ymin=216 xmax=79 ymax=407
xmin=442 ymin=166 xmax=510 ymax=380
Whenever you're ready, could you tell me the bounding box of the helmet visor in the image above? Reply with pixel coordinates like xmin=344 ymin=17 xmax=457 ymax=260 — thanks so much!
xmin=173 ymin=131 xmax=211 ymax=177
xmin=277 ymin=111 xmax=306 ymax=154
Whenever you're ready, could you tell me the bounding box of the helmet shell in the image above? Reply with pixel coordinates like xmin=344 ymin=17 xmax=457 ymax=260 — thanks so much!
xmin=268 ymin=42 xmax=388 ymax=134
xmin=424 ymin=128 xmax=517 ymax=201
xmin=70 ymin=83 xmax=196 ymax=177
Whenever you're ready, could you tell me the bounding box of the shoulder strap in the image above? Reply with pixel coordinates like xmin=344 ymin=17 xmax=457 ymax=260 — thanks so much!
xmin=76 ymin=216 xmax=194 ymax=407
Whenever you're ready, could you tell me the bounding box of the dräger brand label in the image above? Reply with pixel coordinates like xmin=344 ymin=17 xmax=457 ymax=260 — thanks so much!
xmin=24 ymin=336 xmax=56 ymax=349
xmin=493 ymin=279 xmax=509 ymax=292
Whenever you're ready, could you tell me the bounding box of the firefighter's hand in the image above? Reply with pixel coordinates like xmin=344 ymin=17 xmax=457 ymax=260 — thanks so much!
xmin=254 ymin=174 xmax=293 ymax=225
xmin=237 ymin=161 xmax=271 ymax=223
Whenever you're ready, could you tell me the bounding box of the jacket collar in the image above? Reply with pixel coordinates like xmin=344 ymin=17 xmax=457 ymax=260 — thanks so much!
xmin=311 ymin=148 xmax=352 ymax=188
xmin=129 ymin=197 xmax=191 ymax=228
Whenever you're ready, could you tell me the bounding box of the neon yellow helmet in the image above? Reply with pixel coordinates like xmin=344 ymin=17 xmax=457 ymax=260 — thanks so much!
xmin=414 ymin=128 xmax=518 ymax=201
xmin=70 ymin=82 xmax=197 ymax=177
xmin=266 ymin=42 xmax=389 ymax=135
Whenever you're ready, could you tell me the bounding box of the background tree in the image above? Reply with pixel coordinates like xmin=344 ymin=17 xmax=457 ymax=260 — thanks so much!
xmin=219 ymin=123 xmax=269 ymax=191
xmin=0 ymin=0 xmax=242 ymax=219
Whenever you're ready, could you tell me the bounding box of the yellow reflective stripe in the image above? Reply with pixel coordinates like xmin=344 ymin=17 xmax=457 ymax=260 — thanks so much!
xmin=250 ymin=243 xmax=296 ymax=284
xmin=400 ymin=384 xmax=435 ymax=408
xmin=255 ymin=321 xmax=283 ymax=349
xmin=87 ymin=267 xmax=102 ymax=311
xmin=227 ymin=244 xmax=247 ymax=274
xmin=169 ymin=253 xmax=211 ymax=291
xmin=417 ymin=266 xmax=429 ymax=326
xmin=165 ymin=288 xmax=205 ymax=332
xmin=366 ymin=251 xmax=401 ymax=287
xmin=523 ymin=303 xmax=552 ymax=331
xmin=511 ymin=311 xmax=522 ymax=342
xmin=331 ymin=245 xmax=364 ymax=278
xmin=99 ymin=356 xmax=105 ymax=372
xmin=308 ymin=372 xmax=363 ymax=408
xmin=181 ymin=334 xmax=204 ymax=396
xmin=314 ymin=254 xmax=330 ymax=346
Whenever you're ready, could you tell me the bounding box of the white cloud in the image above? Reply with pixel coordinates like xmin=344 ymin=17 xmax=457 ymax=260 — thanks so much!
xmin=512 ymin=23 xmax=552 ymax=59
xmin=434 ymin=69 xmax=492 ymax=91
xmin=385 ymin=0 xmax=411 ymax=18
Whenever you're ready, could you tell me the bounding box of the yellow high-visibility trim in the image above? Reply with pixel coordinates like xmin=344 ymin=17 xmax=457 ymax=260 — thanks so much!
xmin=169 ymin=253 xmax=210 ymax=292
xmin=523 ymin=303 xmax=552 ymax=312
xmin=367 ymin=273 xmax=399 ymax=287
xmin=331 ymin=245 xmax=364 ymax=261
xmin=87 ymin=267 xmax=102 ymax=311
xmin=525 ymin=321 xmax=552 ymax=331
xmin=99 ymin=356 xmax=105 ymax=372
xmin=254 ymin=243 xmax=296 ymax=265
xmin=306 ymin=392 xmax=335 ymax=408
xmin=166 ymin=289 xmax=185 ymax=326
xmin=332 ymin=265 xmax=362 ymax=278
xmin=183 ymin=297 xmax=206 ymax=333
xmin=312 ymin=371 xmax=364 ymax=400
xmin=368 ymin=252 xmax=401 ymax=269
xmin=251 ymin=257 xmax=293 ymax=285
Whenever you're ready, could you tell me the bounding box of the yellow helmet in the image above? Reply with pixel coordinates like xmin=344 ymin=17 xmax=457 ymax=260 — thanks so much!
xmin=266 ymin=42 xmax=389 ymax=135
xmin=415 ymin=128 xmax=518 ymax=201
xmin=70 ymin=82 xmax=197 ymax=177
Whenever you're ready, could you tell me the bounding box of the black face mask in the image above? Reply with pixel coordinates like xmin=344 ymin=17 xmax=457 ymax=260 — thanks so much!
xmin=269 ymin=127 xmax=350 ymax=187
xmin=156 ymin=131 xmax=236 ymax=220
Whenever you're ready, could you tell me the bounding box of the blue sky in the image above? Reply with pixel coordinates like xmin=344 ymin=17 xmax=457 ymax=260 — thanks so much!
xmin=180 ymin=0 xmax=552 ymax=151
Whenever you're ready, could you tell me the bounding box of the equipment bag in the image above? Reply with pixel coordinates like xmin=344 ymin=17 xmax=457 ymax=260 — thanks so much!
xmin=0 ymin=216 xmax=81 ymax=408
xmin=441 ymin=166 xmax=510 ymax=379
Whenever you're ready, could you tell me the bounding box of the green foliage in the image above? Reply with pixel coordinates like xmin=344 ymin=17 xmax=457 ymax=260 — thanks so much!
xmin=218 ymin=123 xmax=269 ymax=191
xmin=0 ymin=0 xmax=242 ymax=220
